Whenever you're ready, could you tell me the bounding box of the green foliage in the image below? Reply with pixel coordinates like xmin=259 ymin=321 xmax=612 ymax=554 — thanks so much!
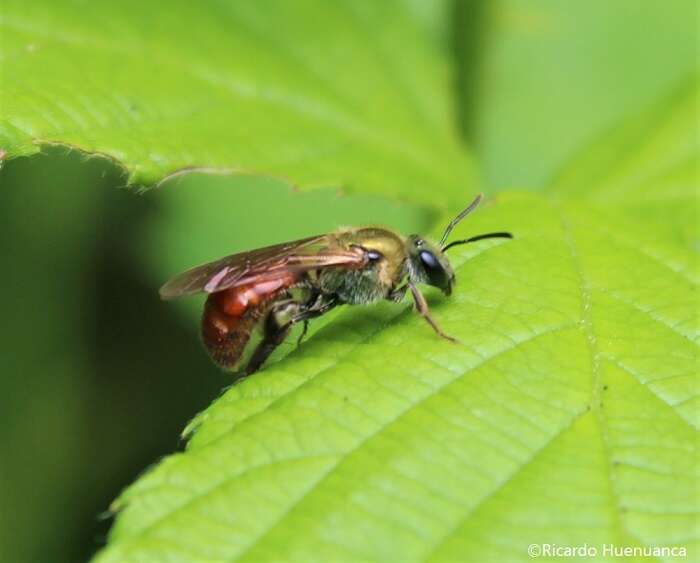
xmin=1 ymin=0 xmax=471 ymax=206
xmin=0 ymin=1 xmax=697 ymax=562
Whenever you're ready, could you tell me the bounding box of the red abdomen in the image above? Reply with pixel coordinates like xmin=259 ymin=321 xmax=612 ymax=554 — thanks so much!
xmin=201 ymin=274 xmax=297 ymax=370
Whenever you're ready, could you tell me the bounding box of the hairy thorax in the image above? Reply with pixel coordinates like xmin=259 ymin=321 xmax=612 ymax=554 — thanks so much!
xmin=319 ymin=227 xmax=408 ymax=305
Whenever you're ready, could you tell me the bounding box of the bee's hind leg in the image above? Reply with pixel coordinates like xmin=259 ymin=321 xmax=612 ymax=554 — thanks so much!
xmin=408 ymin=283 xmax=458 ymax=344
xmin=245 ymin=294 xmax=339 ymax=374
xmin=245 ymin=294 xmax=340 ymax=375
xmin=244 ymin=300 xmax=300 ymax=375
xmin=244 ymin=321 xmax=291 ymax=376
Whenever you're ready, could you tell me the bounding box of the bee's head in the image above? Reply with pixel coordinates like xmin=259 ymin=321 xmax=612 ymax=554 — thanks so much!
xmin=407 ymin=194 xmax=513 ymax=296
xmin=407 ymin=236 xmax=455 ymax=296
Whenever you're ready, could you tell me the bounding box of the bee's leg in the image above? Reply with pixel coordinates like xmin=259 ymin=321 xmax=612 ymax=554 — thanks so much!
xmin=245 ymin=300 xmax=300 ymax=375
xmin=296 ymin=320 xmax=309 ymax=347
xmin=245 ymin=295 xmax=339 ymax=373
xmin=291 ymin=293 xmax=339 ymax=347
xmin=408 ymin=283 xmax=458 ymax=343
xmin=244 ymin=322 xmax=290 ymax=376
xmin=293 ymin=293 xmax=339 ymax=321
xmin=294 ymin=290 xmax=322 ymax=347
xmin=388 ymin=283 xmax=408 ymax=302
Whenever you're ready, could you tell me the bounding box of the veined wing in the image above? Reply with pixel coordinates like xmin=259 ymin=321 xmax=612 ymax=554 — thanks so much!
xmin=159 ymin=234 xmax=366 ymax=300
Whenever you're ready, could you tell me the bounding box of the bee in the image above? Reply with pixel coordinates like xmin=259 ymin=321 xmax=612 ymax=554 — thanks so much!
xmin=160 ymin=194 xmax=512 ymax=376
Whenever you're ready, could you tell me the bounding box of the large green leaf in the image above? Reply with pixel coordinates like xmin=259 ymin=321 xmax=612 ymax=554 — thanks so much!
xmin=458 ymin=0 xmax=697 ymax=189
xmin=0 ymin=0 xmax=471 ymax=205
xmin=95 ymin=82 xmax=698 ymax=561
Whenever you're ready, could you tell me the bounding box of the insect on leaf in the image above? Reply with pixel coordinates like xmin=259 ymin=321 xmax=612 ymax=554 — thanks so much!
xmin=95 ymin=81 xmax=698 ymax=562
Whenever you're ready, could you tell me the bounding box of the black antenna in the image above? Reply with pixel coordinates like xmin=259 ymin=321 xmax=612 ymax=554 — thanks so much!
xmin=439 ymin=193 xmax=483 ymax=247
xmin=442 ymin=232 xmax=513 ymax=252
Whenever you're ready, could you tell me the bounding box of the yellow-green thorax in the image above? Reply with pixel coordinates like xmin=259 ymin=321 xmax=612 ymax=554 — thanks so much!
xmin=318 ymin=227 xmax=409 ymax=305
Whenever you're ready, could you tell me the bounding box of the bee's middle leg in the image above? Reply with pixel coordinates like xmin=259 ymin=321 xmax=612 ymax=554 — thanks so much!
xmin=292 ymin=293 xmax=339 ymax=347
xmin=296 ymin=320 xmax=309 ymax=347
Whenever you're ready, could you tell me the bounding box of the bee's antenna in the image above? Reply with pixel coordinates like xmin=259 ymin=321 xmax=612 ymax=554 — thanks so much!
xmin=439 ymin=193 xmax=483 ymax=247
xmin=442 ymin=232 xmax=513 ymax=252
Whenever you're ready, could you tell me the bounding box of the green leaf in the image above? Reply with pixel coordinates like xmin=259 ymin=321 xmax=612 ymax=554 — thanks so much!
xmin=0 ymin=0 xmax=472 ymax=206
xmin=95 ymin=81 xmax=698 ymax=561
xmin=457 ymin=0 xmax=697 ymax=189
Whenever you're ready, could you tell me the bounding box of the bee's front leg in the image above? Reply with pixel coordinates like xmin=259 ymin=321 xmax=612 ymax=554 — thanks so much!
xmin=408 ymin=283 xmax=458 ymax=343
xmin=388 ymin=283 xmax=408 ymax=302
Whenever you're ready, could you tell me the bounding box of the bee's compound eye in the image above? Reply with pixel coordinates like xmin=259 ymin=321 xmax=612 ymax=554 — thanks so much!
xmin=419 ymin=250 xmax=449 ymax=290
xmin=367 ymin=250 xmax=382 ymax=261
xmin=419 ymin=250 xmax=439 ymax=269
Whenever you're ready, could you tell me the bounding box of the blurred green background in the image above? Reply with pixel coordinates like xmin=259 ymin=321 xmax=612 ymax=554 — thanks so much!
xmin=0 ymin=0 xmax=696 ymax=561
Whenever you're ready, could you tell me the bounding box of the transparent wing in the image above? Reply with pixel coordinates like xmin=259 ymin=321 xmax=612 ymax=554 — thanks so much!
xmin=159 ymin=234 xmax=366 ymax=300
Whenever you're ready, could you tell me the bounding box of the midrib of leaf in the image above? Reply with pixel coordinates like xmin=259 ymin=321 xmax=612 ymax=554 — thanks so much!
xmin=556 ymin=203 xmax=638 ymax=557
xmin=556 ymin=209 xmax=697 ymax=430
